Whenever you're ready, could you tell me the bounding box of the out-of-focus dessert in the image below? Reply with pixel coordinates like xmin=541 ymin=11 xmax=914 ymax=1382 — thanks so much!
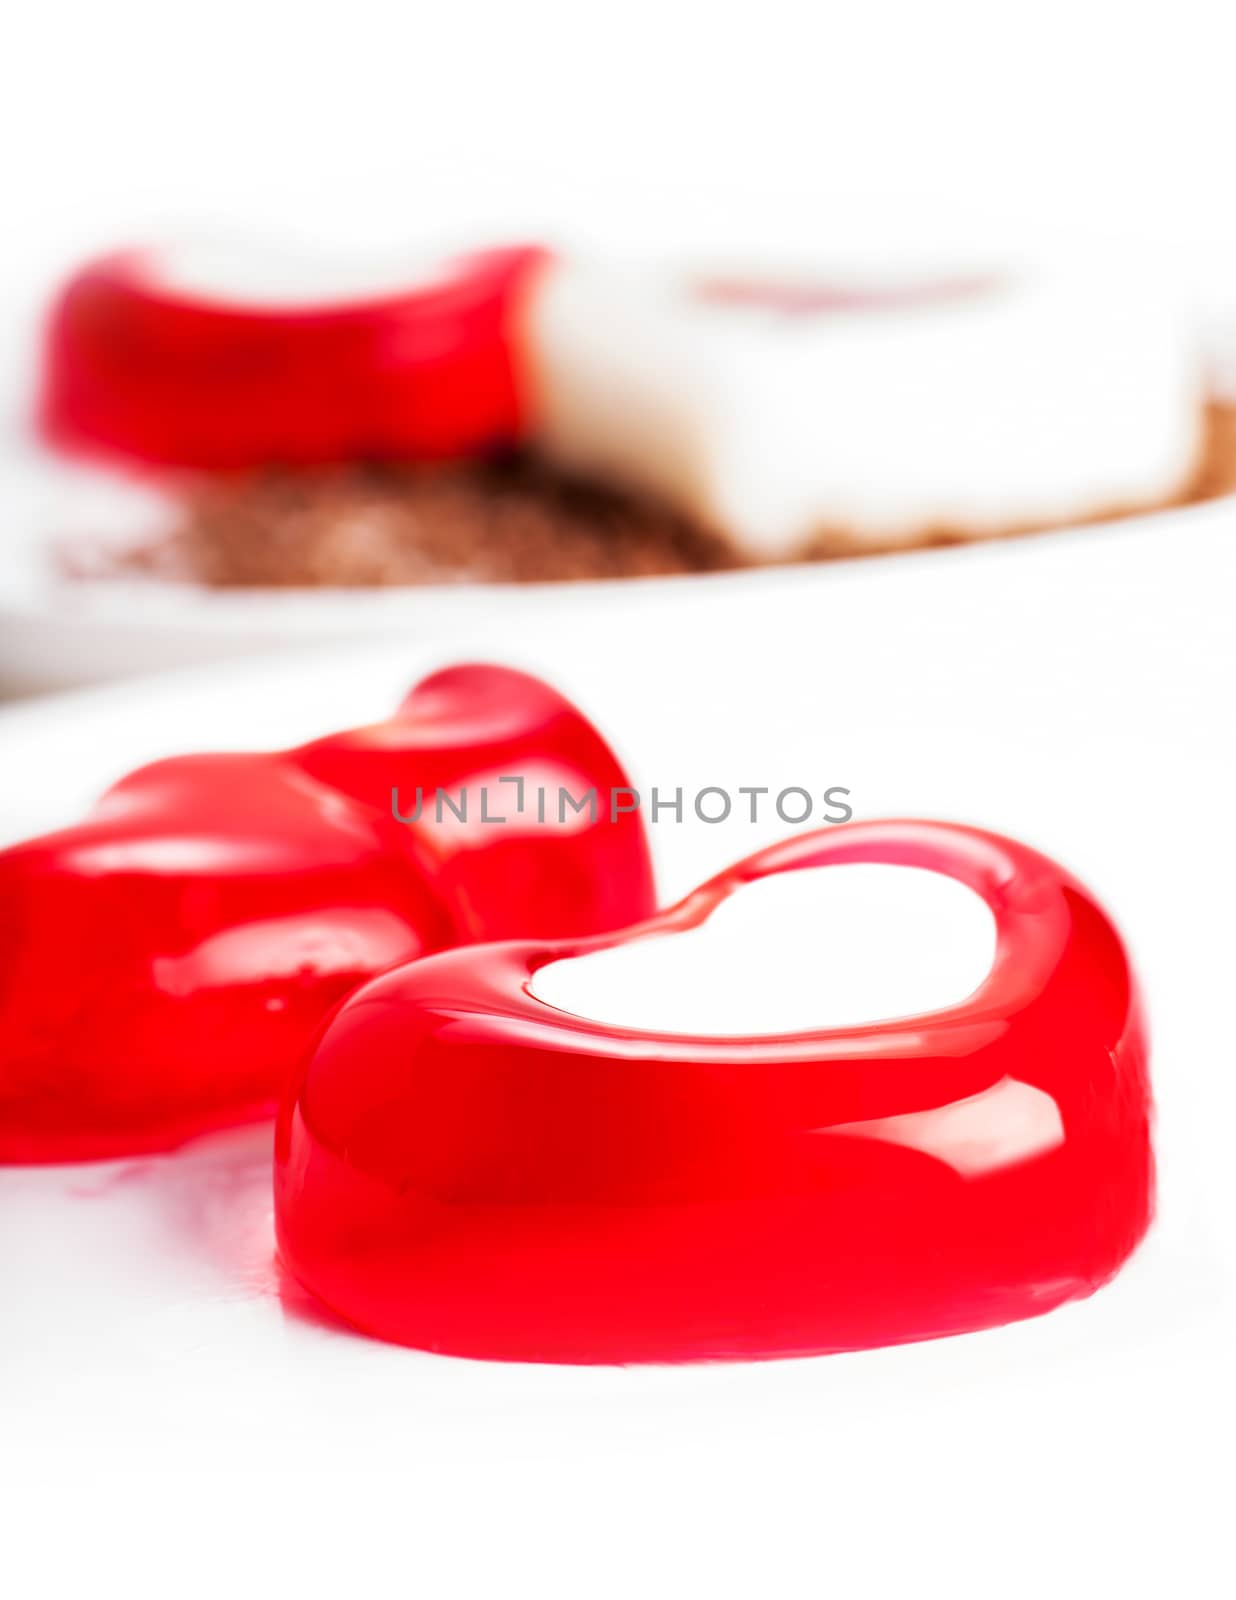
xmin=38 ymin=242 xmax=1236 ymax=587
xmin=527 ymin=261 xmax=1229 ymax=554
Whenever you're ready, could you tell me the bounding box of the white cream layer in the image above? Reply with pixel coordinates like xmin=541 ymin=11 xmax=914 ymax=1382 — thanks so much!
xmin=531 ymin=864 xmax=996 ymax=1036
xmin=524 ymin=259 xmax=1206 ymax=556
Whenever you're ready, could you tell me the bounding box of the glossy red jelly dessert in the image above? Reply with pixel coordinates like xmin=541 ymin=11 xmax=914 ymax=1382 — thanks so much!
xmin=40 ymin=244 xmax=548 ymax=467
xmin=275 ymin=820 xmax=1154 ymax=1364
xmin=292 ymin=663 xmax=654 ymax=942
xmin=0 ymin=754 xmax=447 ymax=1163
xmin=0 ymin=664 xmax=654 ymax=1163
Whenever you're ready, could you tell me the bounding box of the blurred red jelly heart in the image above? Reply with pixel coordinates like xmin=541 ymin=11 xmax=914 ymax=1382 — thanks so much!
xmin=39 ymin=243 xmax=548 ymax=468
xmin=275 ymin=820 xmax=1154 ymax=1364
xmin=0 ymin=664 xmax=654 ymax=1163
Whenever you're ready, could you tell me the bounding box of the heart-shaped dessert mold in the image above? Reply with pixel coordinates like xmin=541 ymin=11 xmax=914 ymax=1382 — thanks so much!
xmin=275 ymin=820 xmax=1153 ymax=1363
xmin=0 ymin=663 xmax=654 ymax=1162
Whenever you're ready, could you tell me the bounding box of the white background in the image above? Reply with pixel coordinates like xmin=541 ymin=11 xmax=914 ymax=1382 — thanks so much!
xmin=6 ymin=0 xmax=1236 ymax=392
xmin=4 ymin=3 xmax=1236 ymax=1596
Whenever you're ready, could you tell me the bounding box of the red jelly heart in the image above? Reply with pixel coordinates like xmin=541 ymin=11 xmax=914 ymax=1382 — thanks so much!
xmin=275 ymin=820 xmax=1154 ymax=1364
xmin=293 ymin=663 xmax=656 ymax=942
xmin=0 ymin=664 xmax=655 ymax=1163
xmin=39 ymin=243 xmax=548 ymax=468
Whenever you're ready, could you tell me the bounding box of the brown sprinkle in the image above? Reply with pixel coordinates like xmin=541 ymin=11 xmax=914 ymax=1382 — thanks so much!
xmin=111 ymin=454 xmax=744 ymax=588
xmin=78 ymin=404 xmax=1236 ymax=590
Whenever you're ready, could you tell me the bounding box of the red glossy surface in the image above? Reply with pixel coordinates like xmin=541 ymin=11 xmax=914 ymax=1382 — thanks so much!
xmin=293 ymin=664 xmax=655 ymax=942
xmin=0 ymin=664 xmax=655 ymax=1163
xmin=276 ymin=820 xmax=1154 ymax=1364
xmin=39 ymin=245 xmax=548 ymax=467
xmin=0 ymin=754 xmax=444 ymax=1163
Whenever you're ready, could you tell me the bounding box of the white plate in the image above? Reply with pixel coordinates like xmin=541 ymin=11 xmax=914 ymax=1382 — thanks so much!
xmin=6 ymin=432 xmax=1236 ymax=700
xmin=1 ymin=516 xmax=1234 ymax=1595
xmin=1 ymin=442 xmax=778 ymax=696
